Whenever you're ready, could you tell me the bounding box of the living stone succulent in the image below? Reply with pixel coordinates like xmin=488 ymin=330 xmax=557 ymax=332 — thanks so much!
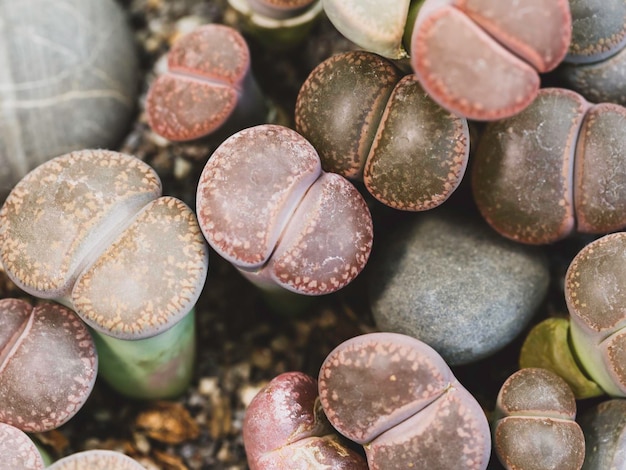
xmin=0 ymin=149 xmax=208 ymax=399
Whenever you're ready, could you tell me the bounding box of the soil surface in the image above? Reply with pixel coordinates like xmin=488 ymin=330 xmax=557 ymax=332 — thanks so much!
xmin=1 ymin=1 xmax=603 ymax=469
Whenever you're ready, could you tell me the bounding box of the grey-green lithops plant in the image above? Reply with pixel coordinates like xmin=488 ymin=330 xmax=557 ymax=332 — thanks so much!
xmin=0 ymin=299 xmax=97 ymax=432
xmin=578 ymin=399 xmax=626 ymax=470
xmin=493 ymin=368 xmax=585 ymax=470
xmin=520 ymin=233 xmax=626 ymax=399
xmin=565 ymin=232 xmax=626 ymax=397
xmin=0 ymin=422 xmax=45 ymax=470
xmin=557 ymin=0 xmax=626 ymax=106
xmin=318 ymin=332 xmax=491 ymax=469
xmin=295 ymin=50 xmax=469 ymax=211
xmin=146 ymin=24 xmax=268 ymax=142
xmin=323 ymin=0 xmax=572 ymax=120
xmin=196 ymin=124 xmax=373 ymax=298
xmin=243 ymin=371 xmax=368 ymax=469
xmin=0 ymin=149 xmax=209 ymax=400
xmin=0 ymin=0 xmax=139 ymax=201
xmin=473 ymin=87 xmax=626 ymax=245
xmin=47 ymin=449 xmax=145 ymax=470
xmin=226 ymin=0 xmax=324 ymax=49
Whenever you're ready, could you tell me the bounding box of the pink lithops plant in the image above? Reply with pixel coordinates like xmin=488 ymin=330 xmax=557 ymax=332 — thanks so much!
xmin=410 ymin=0 xmax=571 ymax=120
xmin=0 ymin=422 xmax=45 ymax=469
xmin=146 ymin=24 xmax=267 ymax=142
xmin=47 ymin=449 xmax=145 ymax=470
xmin=472 ymin=87 xmax=626 ymax=244
xmin=0 ymin=149 xmax=208 ymax=399
xmin=0 ymin=299 xmax=97 ymax=432
xmin=196 ymin=124 xmax=373 ymax=296
xmin=243 ymin=371 xmax=368 ymax=469
xmin=493 ymin=368 xmax=585 ymax=470
xmin=564 ymin=232 xmax=626 ymax=397
xmin=318 ymin=332 xmax=491 ymax=469
xmin=323 ymin=0 xmax=572 ymax=120
xmin=295 ymin=50 xmax=469 ymax=211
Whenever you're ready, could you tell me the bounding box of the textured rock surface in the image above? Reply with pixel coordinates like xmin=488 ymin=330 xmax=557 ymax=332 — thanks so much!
xmin=0 ymin=0 xmax=138 ymax=200
xmin=368 ymin=208 xmax=550 ymax=365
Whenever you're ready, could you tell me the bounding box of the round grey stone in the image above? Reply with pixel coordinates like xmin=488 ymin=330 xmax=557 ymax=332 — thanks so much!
xmin=368 ymin=209 xmax=550 ymax=366
xmin=0 ymin=0 xmax=139 ymax=200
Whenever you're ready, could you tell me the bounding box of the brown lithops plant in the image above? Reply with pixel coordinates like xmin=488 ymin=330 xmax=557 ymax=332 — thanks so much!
xmin=410 ymin=0 xmax=572 ymax=120
xmin=295 ymin=50 xmax=469 ymax=211
xmin=0 ymin=299 xmax=97 ymax=432
xmin=196 ymin=124 xmax=373 ymax=296
xmin=318 ymin=332 xmax=491 ymax=469
xmin=243 ymin=371 xmax=368 ymax=469
xmin=47 ymin=450 xmax=145 ymax=470
xmin=0 ymin=149 xmax=208 ymax=399
xmin=493 ymin=368 xmax=585 ymax=470
xmin=146 ymin=24 xmax=267 ymax=142
xmin=0 ymin=422 xmax=45 ymax=469
xmin=565 ymin=232 xmax=626 ymax=397
xmin=472 ymin=87 xmax=626 ymax=244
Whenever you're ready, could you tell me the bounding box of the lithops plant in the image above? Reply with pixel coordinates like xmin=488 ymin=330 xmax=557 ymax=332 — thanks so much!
xmin=196 ymin=124 xmax=373 ymax=297
xmin=318 ymin=332 xmax=491 ymax=469
xmin=472 ymin=87 xmax=626 ymax=244
xmin=295 ymin=50 xmax=469 ymax=211
xmin=564 ymin=232 xmax=626 ymax=397
xmin=0 ymin=422 xmax=45 ymax=470
xmin=0 ymin=0 xmax=138 ymax=201
xmin=578 ymin=399 xmax=626 ymax=470
xmin=47 ymin=450 xmax=145 ymax=470
xmin=0 ymin=299 xmax=97 ymax=433
xmin=226 ymin=0 xmax=324 ymax=49
xmin=243 ymin=371 xmax=368 ymax=469
xmin=146 ymin=24 xmax=267 ymax=142
xmin=323 ymin=0 xmax=572 ymax=120
xmin=557 ymin=0 xmax=626 ymax=106
xmin=493 ymin=368 xmax=585 ymax=470
xmin=321 ymin=0 xmax=412 ymax=59
xmin=0 ymin=149 xmax=209 ymax=399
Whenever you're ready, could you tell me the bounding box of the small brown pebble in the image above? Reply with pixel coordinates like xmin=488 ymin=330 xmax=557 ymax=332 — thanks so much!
xmin=135 ymin=402 xmax=200 ymax=444
xmin=153 ymin=449 xmax=189 ymax=470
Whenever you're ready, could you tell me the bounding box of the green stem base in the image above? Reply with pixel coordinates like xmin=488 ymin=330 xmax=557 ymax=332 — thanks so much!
xmin=92 ymin=310 xmax=196 ymax=400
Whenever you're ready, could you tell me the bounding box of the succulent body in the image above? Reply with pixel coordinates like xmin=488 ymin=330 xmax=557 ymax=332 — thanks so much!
xmin=323 ymin=0 xmax=572 ymax=120
xmin=0 ymin=149 xmax=208 ymax=399
xmin=318 ymin=332 xmax=491 ymax=469
xmin=243 ymin=371 xmax=367 ymax=469
xmin=227 ymin=0 xmax=324 ymax=49
xmin=146 ymin=24 xmax=267 ymax=142
xmin=493 ymin=368 xmax=585 ymax=470
xmin=196 ymin=124 xmax=373 ymax=296
xmin=558 ymin=0 xmax=626 ymax=106
xmin=295 ymin=51 xmax=469 ymax=211
xmin=0 ymin=299 xmax=97 ymax=432
xmin=473 ymin=87 xmax=626 ymax=244
xmin=0 ymin=421 xmax=45 ymax=469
